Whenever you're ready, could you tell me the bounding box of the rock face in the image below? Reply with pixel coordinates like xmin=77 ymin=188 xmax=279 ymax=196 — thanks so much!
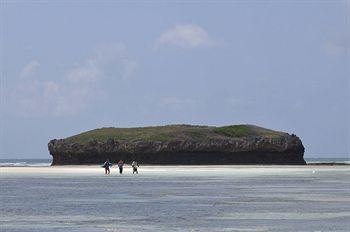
xmin=48 ymin=124 xmax=306 ymax=165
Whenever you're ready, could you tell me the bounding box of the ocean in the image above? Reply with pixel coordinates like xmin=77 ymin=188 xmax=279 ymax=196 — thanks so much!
xmin=0 ymin=159 xmax=52 ymax=167
xmin=0 ymin=159 xmax=349 ymax=231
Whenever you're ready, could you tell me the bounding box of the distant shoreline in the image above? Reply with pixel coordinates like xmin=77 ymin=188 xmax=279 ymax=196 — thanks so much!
xmin=1 ymin=164 xmax=349 ymax=168
xmin=307 ymin=162 xmax=349 ymax=166
xmin=0 ymin=158 xmax=349 ymax=167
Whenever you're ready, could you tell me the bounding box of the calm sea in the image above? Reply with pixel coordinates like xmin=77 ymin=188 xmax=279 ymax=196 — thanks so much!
xmin=1 ymin=165 xmax=349 ymax=231
xmin=0 ymin=159 xmax=52 ymax=167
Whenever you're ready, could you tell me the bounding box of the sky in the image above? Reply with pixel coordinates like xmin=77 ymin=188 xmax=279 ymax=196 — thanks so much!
xmin=0 ymin=0 xmax=349 ymax=159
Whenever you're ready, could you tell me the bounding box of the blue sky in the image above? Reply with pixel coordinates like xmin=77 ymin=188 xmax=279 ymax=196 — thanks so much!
xmin=0 ymin=1 xmax=349 ymax=158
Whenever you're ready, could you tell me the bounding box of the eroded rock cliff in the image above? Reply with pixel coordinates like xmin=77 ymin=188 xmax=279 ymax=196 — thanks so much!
xmin=48 ymin=124 xmax=306 ymax=165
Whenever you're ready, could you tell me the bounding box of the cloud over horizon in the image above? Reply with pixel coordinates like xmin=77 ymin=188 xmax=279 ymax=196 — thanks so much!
xmin=10 ymin=43 xmax=137 ymax=117
xmin=324 ymin=36 xmax=349 ymax=56
xmin=155 ymin=24 xmax=217 ymax=49
xmin=19 ymin=60 xmax=40 ymax=79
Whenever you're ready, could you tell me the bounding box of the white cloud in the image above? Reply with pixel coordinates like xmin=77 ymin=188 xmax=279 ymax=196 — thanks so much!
xmin=16 ymin=79 xmax=59 ymax=115
xmin=325 ymin=42 xmax=346 ymax=56
xmin=12 ymin=43 xmax=137 ymax=117
xmin=155 ymin=24 xmax=217 ymax=49
xmin=66 ymin=62 xmax=100 ymax=83
xmin=67 ymin=43 xmax=136 ymax=83
xmin=324 ymin=36 xmax=349 ymax=56
xmin=54 ymin=85 xmax=93 ymax=116
xmin=19 ymin=60 xmax=40 ymax=79
xmin=159 ymin=96 xmax=196 ymax=111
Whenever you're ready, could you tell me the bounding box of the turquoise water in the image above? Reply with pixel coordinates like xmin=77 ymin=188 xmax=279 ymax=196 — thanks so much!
xmin=1 ymin=166 xmax=350 ymax=231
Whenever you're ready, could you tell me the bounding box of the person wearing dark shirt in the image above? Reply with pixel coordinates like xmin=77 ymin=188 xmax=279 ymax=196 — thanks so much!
xmin=102 ymin=159 xmax=111 ymax=175
xmin=117 ymin=160 xmax=124 ymax=174
xmin=131 ymin=161 xmax=139 ymax=174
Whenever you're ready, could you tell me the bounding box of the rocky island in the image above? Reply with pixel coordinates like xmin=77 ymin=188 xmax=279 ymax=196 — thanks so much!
xmin=48 ymin=124 xmax=306 ymax=165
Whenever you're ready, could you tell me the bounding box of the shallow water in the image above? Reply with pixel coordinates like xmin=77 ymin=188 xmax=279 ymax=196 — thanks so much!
xmin=1 ymin=166 xmax=349 ymax=231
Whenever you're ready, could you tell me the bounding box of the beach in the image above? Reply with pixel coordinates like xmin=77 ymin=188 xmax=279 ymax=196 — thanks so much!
xmin=1 ymin=165 xmax=350 ymax=231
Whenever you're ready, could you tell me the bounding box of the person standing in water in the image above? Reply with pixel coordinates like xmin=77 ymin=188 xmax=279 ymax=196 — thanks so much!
xmin=103 ymin=159 xmax=112 ymax=175
xmin=131 ymin=161 xmax=139 ymax=174
xmin=117 ymin=160 xmax=124 ymax=174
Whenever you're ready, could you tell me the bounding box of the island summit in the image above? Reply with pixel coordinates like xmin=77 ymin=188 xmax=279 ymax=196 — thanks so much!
xmin=48 ymin=124 xmax=306 ymax=165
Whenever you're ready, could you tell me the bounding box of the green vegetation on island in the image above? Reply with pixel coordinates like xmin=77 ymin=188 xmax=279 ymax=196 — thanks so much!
xmin=65 ymin=124 xmax=286 ymax=144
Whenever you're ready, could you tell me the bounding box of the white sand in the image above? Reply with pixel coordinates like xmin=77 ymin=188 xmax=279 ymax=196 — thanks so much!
xmin=1 ymin=165 xmax=349 ymax=177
